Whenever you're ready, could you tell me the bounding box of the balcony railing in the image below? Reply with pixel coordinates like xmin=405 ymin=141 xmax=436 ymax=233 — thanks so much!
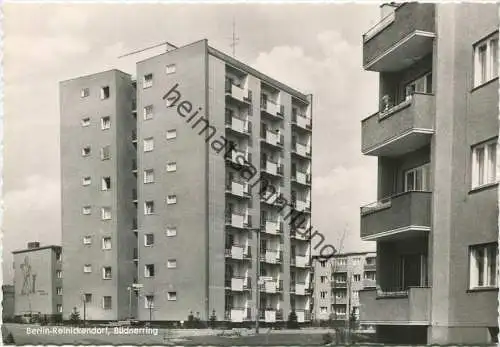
xmin=225 ymin=211 xmax=251 ymax=229
xmin=292 ymin=142 xmax=311 ymax=158
xmin=292 ymin=171 xmax=311 ymax=186
xmin=226 ymin=149 xmax=252 ymax=167
xmin=291 ymin=255 xmax=310 ymax=268
xmin=261 ymin=159 xmax=284 ymax=177
xmin=225 ymin=307 xmax=251 ymax=322
xmin=225 ymin=180 xmax=251 ymax=198
xmin=225 ymin=116 xmax=251 ymax=136
xmin=261 ymin=99 xmax=284 ymax=118
xmin=290 ymin=228 xmax=310 ymax=241
xmin=292 ymin=111 xmax=312 ymax=130
xmin=260 ymin=249 xmax=283 ymax=264
xmin=295 ymin=309 xmax=312 ymax=323
xmin=261 ymin=220 xmax=283 ymax=235
xmin=225 ymin=78 xmax=251 ymax=104
xmin=259 ymin=279 xmax=283 ymax=293
xmin=261 ymin=129 xmax=284 ymax=148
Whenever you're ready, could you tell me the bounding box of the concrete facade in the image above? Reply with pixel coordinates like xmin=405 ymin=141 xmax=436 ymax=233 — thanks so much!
xmin=12 ymin=243 xmax=62 ymax=318
xmin=359 ymin=3 xmax=499 ymax=344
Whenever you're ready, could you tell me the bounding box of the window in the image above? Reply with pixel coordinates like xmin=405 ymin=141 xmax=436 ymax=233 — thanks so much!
xmin=404 ymin=163 xmax=431 ymax=192
xmin=56 ymin=287 xmax=63 ymax=295
xmin=166 ymin=64 xmax=176 ymax=74
xmin=166 ymin=130 xmax=177 ymax=140
xmin=81 ymin=117 xmax=90 ymax=127
xmin=144 ymin=233 xmax=154 ymax=246
xmin=474 ymin=34 xmax=499 ymax=87
xmin=333 ymin=274 xmax=346 ymax=283
xmin=366 ymin=257 xmax=376 ymax=265
xmin=81 ymin=88 xmax=89 ymax=98
xmin=82 ymin=146 xmax=91 ymax=157
xmin=143 ymin=74 xmax=153 ymax=88
xmin=101 ymin=177 xmax=111 ymax=191
xmin=83 ymin=264 xmax=92 ymax=273
xmin=83 ymin=236 xmax=92 ymax=245
xmin=82 ymin=176 xmax=91 ymax=186
xmin=470 ymin=243 xmax=498 ymax=289
xmin=472 ymin=140 xmax=497 ymax=188
xmin=102 ymin=266 xmax=112 ymax=279
xmin=100 ymin=86 xmax=110 ymax=100
xmin=167 ymin=259 xmax=177 ymax=268
xmin=404 ymin=72 xmax=432 ymax=99
xmin=101 ymin=207 xmax=112 ymax=220
xmin=334 ymin=306 xmax=346 ymax=315
xmin=364 ymin=271 xmax=376 ymax=281
xmin=320 ymin=291 xmax=327 ymax=299
xmin=319 ymin=260 xmax=326 ymax=267
xmin=352 ymin=290 xmax=359 ymax=300
xmin=145 ymin=264 xmax=155 ymax=277
xmin=101 ymin=116 xmax=111 ymax=130
xmin=320 ymin=276 xmax=327 ymax=283
xmin=82 ymin=206 xmax=91 ymax=215
xmin=144 ymin=169 xmax=155 ymax=184
xmin=353 ymin=274 xmax=361 ymax=282
xmin=103 ymin=296 xmax=112 ymax=310
xmin=57 ymin=305 xmax=63 ymax=313
xmin=167 ymin=291 xmax=177 ymax=301
xmin=336 ymin=258 xmax=347 ymax=266
xmin=144 ymin=105 xmax=154 ymax=120
xmin=145 ymin=295 xmax=154 ymax=308
xmin=144 ymin=201 xmax=155 ymax=215
xmin=100 ymin=146 xmax=111 ymax=160
xmin=166 ymin=227 xmax=177 ymax=237
xmin=352 ymin=257 xmax=361 ymax=265
xmin=320 ymin=306 xmax=328 ymax=314
xmin=334 ymin=291 xmax=346 ymax=299
xmin=102 ymin=237 xmax=112 ymax=250
xmin=166 ymin=162 xmax=177 ymax=172
xmin=84 ymin=293 xmax=92 ymax=303
xmin=56 ymin=270 xmax=62 ymax=279
xmin=144 ymin=138 xmax=154 ymax=152
xmin=166 ymin=195 xmax=177 ymax=205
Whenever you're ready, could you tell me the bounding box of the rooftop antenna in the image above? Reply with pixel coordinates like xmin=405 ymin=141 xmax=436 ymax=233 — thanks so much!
xmin=118 ymin=40 xmax=178 ymax=59
xmin=229 ymin=18 xmax=239 ymax=57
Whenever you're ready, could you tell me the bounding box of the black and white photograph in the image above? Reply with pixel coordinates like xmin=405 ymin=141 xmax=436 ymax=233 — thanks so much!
xmin=1 ymin=1 xmax=499 ymax=345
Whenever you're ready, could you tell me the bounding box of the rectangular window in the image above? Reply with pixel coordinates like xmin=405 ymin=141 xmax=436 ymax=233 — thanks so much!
xmin=56 ymin=287 xmax=62 ymax=295
xmin=336 ymin=258 xmax=347 ymax=266
xmin=82 ymin=206 xmax=91 ymax=215
xmin=166 ymin=162 xmax=177 ymax=172
xmin=166 ymin=195 xmax=177 ymax=205
xmin=145 ymin=295 xmax=154 ymax=308
xmin=144 ymin=201 xmax=155 ymax=215
xmin=144 ymin=233 xmax=154 ymax=246
xmin=57 ymin=305 xmax=63 ymax=313
xmin=102 ymin=237 xmax=112 ymax=250
xmin=81 ymin=117 xmax=90 ymax=127
xmin=145 ymin=264 xmax=155 ymax=277
xmin=166 ymin=227 xmax=177 ymax=237
xmin=404 ymin=72 xmax=432 ymax=99
xmin=166 ymin=64 xmax=176 ymax=74
xmin=353 ymin=274 xmax=361 ymax=282
xmin=472 ymin=139 xmax=497 ymax=188
xmin=56 ymin=270 xmax=62 ymax=279
xmin=143 ymin=74 xmax=153 ymax=89
xmin=143 ymin=169 xmax=155 ymax=184
xmin=101 ymin=177 xmax=111 ymax=191
xmin=404 ymin=163 xmax=431 ymax=192
xmin=320 ymin=260 xmax=326 ymax=267
xmin=102 ymin=266 xmax=112 ymax=279
xmin=320 ymin=291 xmax=327 ymax=299
xmin=144 ymin=105 xmax=154 ymax=120
xmin=320 ymin=276 xmax=327 ymax=283
xmin=101 ymin=207 xmax=112 ymax=220
xmin=101 ymin=116 xmax=111 ymax=130
xmin=167 ymin=291 xmax=177 ymax=301
xmin=470 ymin=243 xmax=498 ymax=289
xmin=144 ymin=138 xmax=154 ymax=152
xmin=82 ymin=146 xmax=91 ymax=157
xmin=335 ymin=306 xmax=346 ymax=315
xmin=364 ymin=271 xmax=376 ymax=281
xmin=82 ymin=176 xmax=91 ymax=186
xmin=81 ymin=88 xmax=89 ymax=98
xmin=166 ymin=130 xmax=177 ymax=140
xmin=83 ymin=236 xmax=92 ymax=245
xmin=103 ymin=296 xmax=112 ymax=310
xmin=83 ymin=264 xmax=92 ymax=273
xmin=474 ymin=34 xmax=499 ymax=87
xmin=100 ymin=86 xmax=110 ymax=100
xmin=100 ymin=146 xmax=111 ymax=160
xmin=84 ymin=293 xmax=92 ymax=303
xmin=167 ymin=259 xmax=177 ymax=268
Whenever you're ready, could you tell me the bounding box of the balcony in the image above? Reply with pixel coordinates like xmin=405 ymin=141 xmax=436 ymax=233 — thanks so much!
xmin=331 ymin=281 xmax=347 ymax=288
xmin=364 ymin=263 xmax=376 ymax=271
xmin=225 ymin=307 xmax=251 ymax=322
xmin=225 ymin=245 xmax=251 ymax=260
xmin=291 ymin=255 xmax=310 ymax=268
xmin=261 ymin=129 xmax=284 ymax=149
xmin=225 ymin=80 xmax=251 ymax=105
xmin=261 ymin=192 xmax=284 ymax=207
xmin=225 ymin=277 xmax=250 ymax=292
xmin=295 ymin=310 xmax=312 ymax=323
xmin=363 ymin=3 xmax=435 ymax=72
xmin=292 ymin=199 xmax=311 ymax=213
xmin=292 ymin=171 xmax=311 ymax=186
xmin=363 ymin=278 xmax=377 ymax=288
xmin=359 ymin=287 xmax=431 ymax=325
xmin=360 ymin=191 xmax=431 ymax=241
xmin=291 ymin=282 xmax=310 ymax=296
xmin=261 ymin=160 xmax=283 ymax=177
xmin=290 ymin=228 xmax=310 ymax=241
xmin=225 ymin=211 xmax=251 ymax=229
xmin=261 ymin=220 xmax=283 ymax=235
xmin=259 ymin=278 xmax=283 ymax=294
xmin=292 ymin=142 xmax=311 ymax=159
xmin=226 ymin=149 xmax=252 ymax=167
xmin=225 ymin=116 xmax=250 ymax=136
xmin=361 ymin=93 xmax=435 ymax=157
xmin=292 ymin=111 xmax=312 ymax=131
xmin=259 ymin=309 xmax=277 ymax=322
xmin=261 ymin=100 xmax=284 ymax=119
xmin=260 ymin=249 xmax=282 ymax=265
xmin=225 ymin=180 xmax=251 ymax=199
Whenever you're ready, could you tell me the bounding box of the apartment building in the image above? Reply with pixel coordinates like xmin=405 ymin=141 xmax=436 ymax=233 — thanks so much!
xmin=2 ymin=285 xmax=15 ymax=321
xmin=359 ymin=3 xmax=499 ymax=344
xmin=12 ymin=243 xmax=63 ymax=319
xmin=60 ymin=39 xmax=313 ymax=323
xmin=312 ymin=252 xmax=376 ymax=325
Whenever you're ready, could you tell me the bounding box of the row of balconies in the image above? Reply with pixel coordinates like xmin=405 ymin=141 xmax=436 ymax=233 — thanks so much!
xmin=224 ymin=308 xmax=310 ymax=323
xmin=224 ymin=245 xmax=310 ymax=268
xmin=223 ymin=276 xmax=310 ymax=296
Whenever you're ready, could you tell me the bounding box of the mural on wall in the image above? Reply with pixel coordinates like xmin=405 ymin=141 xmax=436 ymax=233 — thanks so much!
xmin=20 ymin=256 xmax=36 ymax=295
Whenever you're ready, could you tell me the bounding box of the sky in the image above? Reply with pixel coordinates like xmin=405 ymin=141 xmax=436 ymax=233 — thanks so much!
xmin=3 ymin=3 xmax=380 ymax=283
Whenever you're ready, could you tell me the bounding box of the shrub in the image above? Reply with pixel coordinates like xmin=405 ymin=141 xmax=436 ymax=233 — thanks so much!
xmin=286 ymin=310 xmax=299 ymax=329
xmin=3 ymin=332 xmax=15 ymax=345
xmin=69 ymin=307 xmax=81 ymax=325
xmin=322 ymin=332 xmax=334 ymax=345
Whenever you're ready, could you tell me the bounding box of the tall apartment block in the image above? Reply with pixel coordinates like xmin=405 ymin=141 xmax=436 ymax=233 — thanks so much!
xmin=312 ymin=252 xmax=376 ymax=326
xmin=359 ymin=3 xmax=498 ymax=344
xmin=60 ymin=39 xmax=313 ymax=323
xmin=12 ymin=242 xmax=63 ymax=319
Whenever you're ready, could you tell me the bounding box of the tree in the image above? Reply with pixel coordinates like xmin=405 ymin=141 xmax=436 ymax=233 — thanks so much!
xmin=286 ymin=310 xmax=299 ymax=329
xmin=209 ymin=309 xmax=217 ymax=328
xmin=70 ymin=307 xmax=81 ymax=325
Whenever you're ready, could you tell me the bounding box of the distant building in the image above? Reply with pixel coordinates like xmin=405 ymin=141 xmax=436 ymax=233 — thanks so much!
xmin=2 ymin=285 xmax=15 ymax=320
xmin=12 ymin=242 xmax=63 ymax=319
xmin=312 ymin=252 xmax=376 ymax=326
